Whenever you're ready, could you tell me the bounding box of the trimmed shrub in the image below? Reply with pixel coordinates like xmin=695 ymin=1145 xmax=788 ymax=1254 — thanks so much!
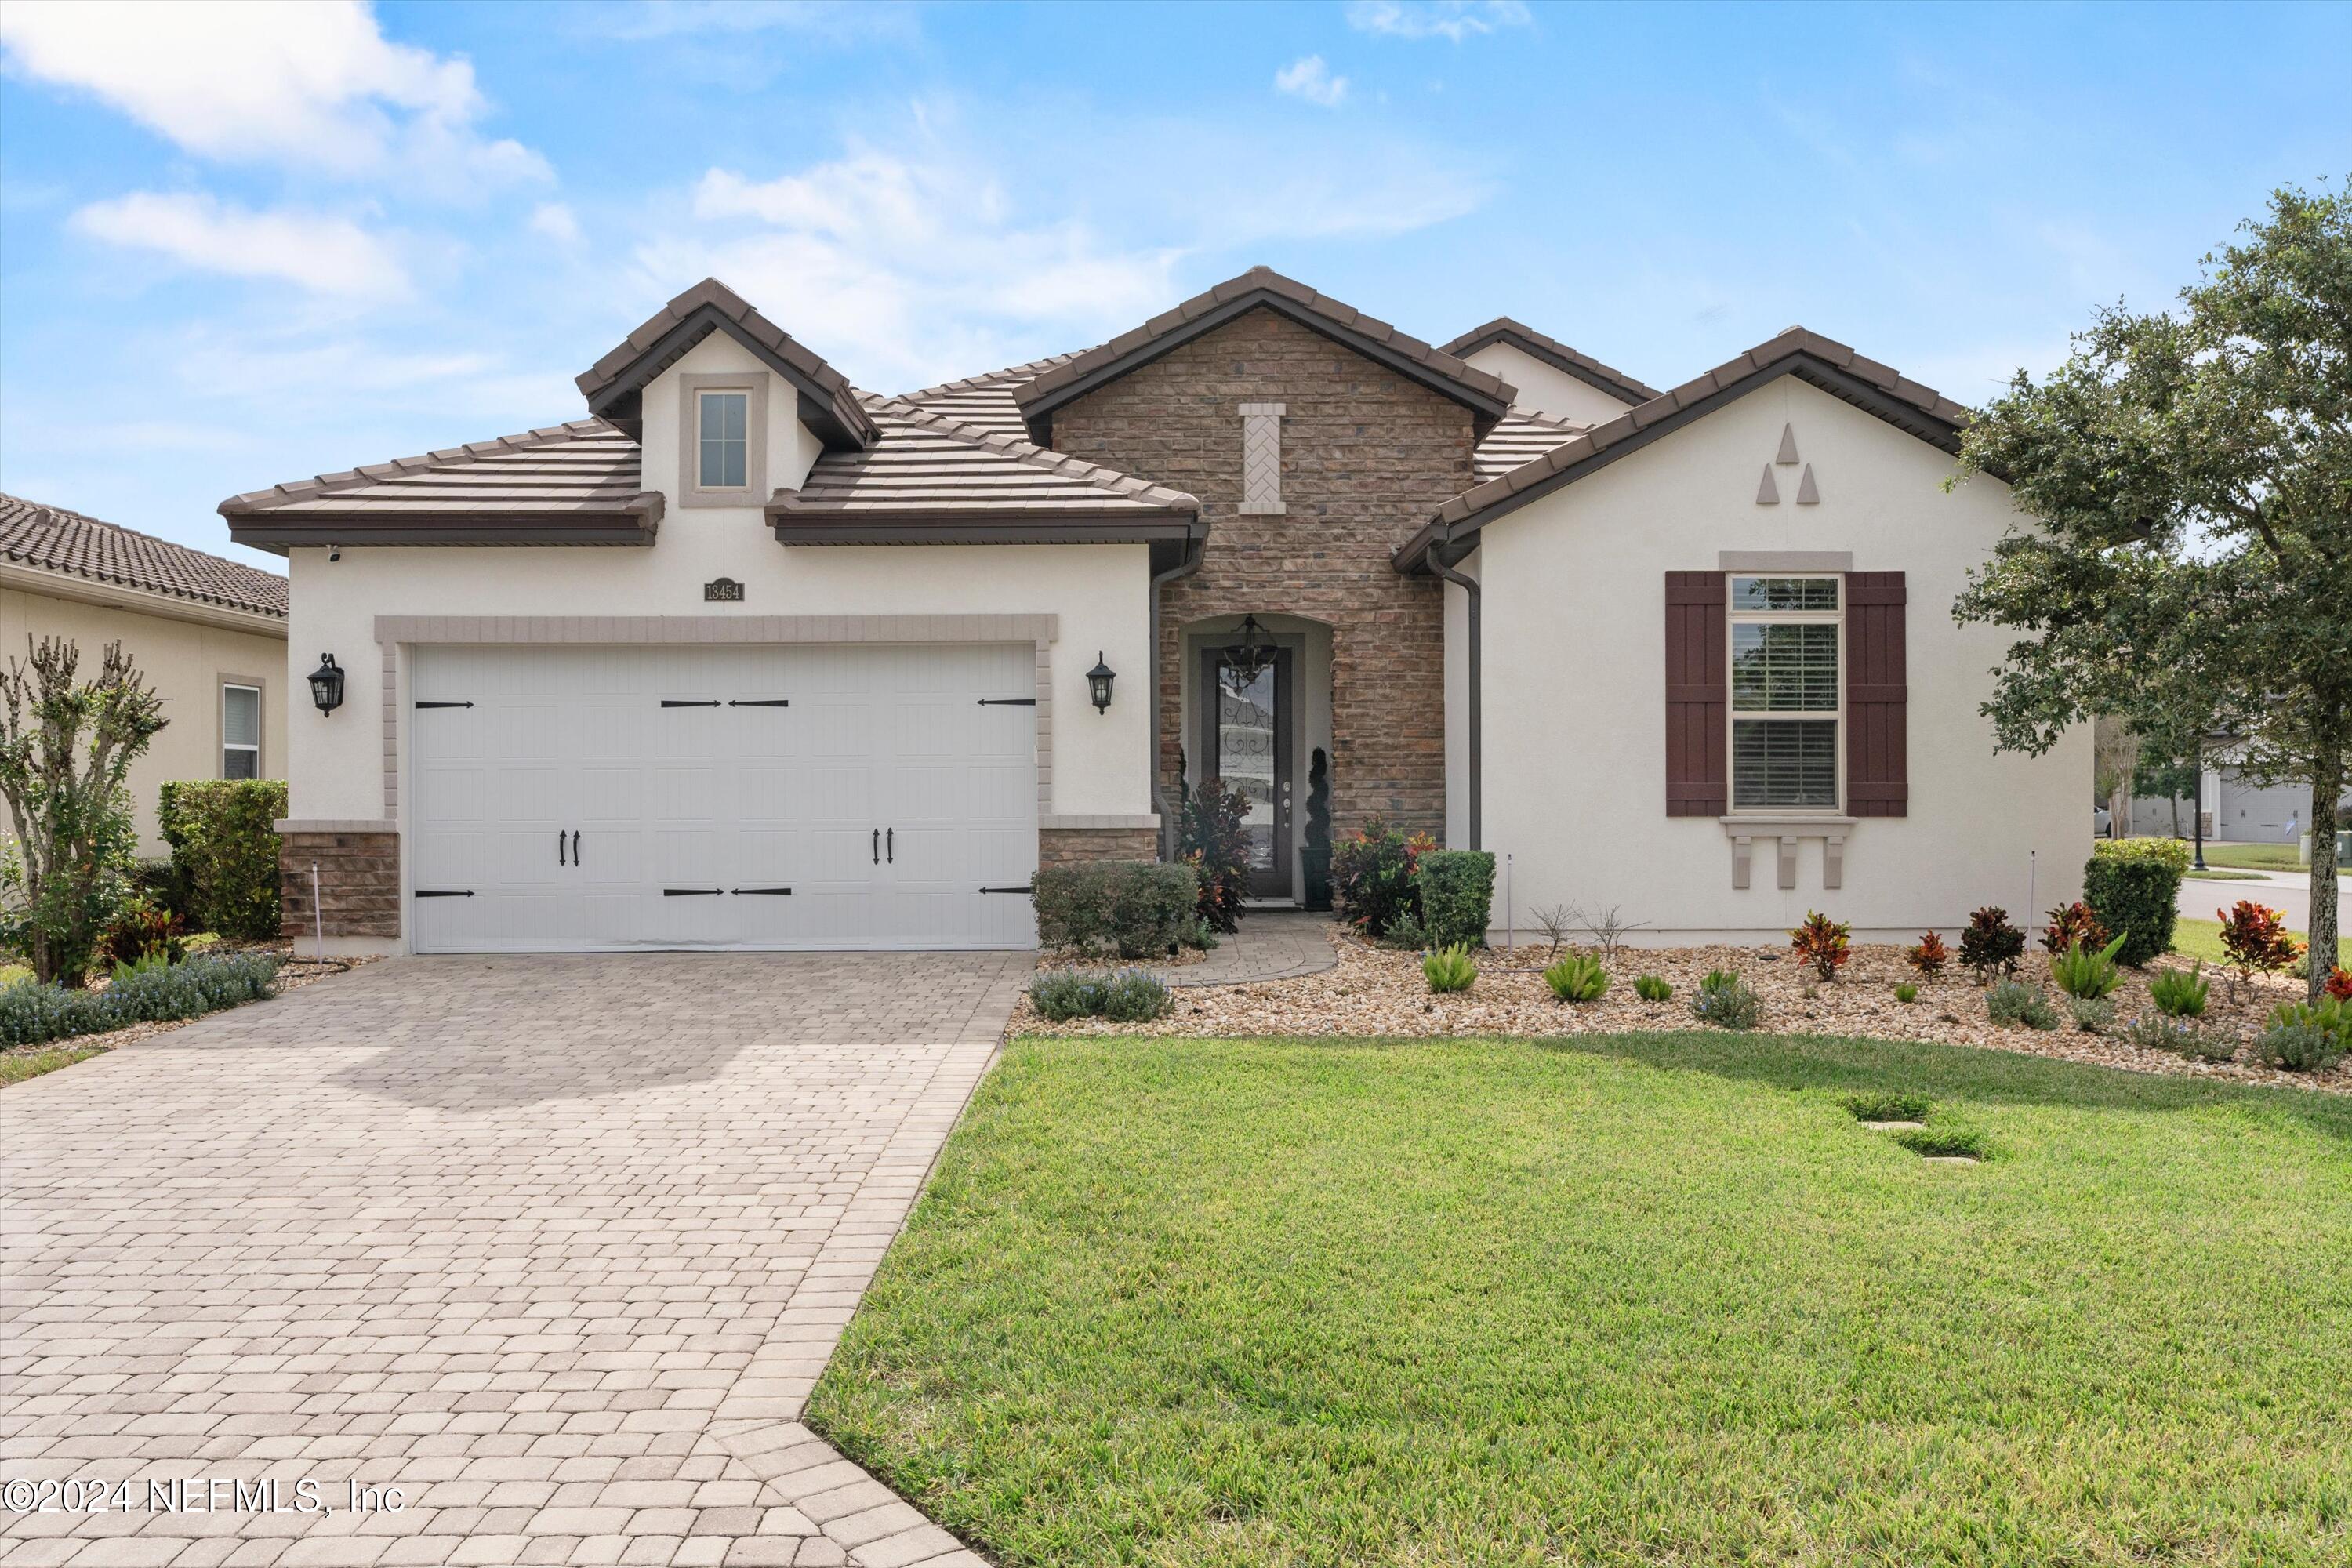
xmin=2148 ymin=963 xmax=2210 ymax=1018
xmin=158 ymin=779 xmax=287 ymax=941
xmin=1633 ymin=973 xmax=1672 ymax=1003
xmin=132 ymin=857 xmax=191 ymax=924
xmin=1101 ymin=970 xmax=1173 ymax=1023
xmin=1417 ymin=850 xmax=1495 ymax=949
xmin=0 ymin=952 xmax=280 ymax=1047
xmin=1690 ymin=969 xmax=1762 ymax=1031
xmin=1423 ymin=944 xmax=1477 ymax=994
xmin=1987 ymin=979 xmax=2059 ymax=1030
xmin=1543 ymin=953 xmax=1609 ymax=1004
xmin=1032 ymin=862 xmax=1202 ymax=958
xmin=2083 ymin=838 xmax=2188 ymax=967
xmin=1029 ymin=967 xmax=1173 ymax=1022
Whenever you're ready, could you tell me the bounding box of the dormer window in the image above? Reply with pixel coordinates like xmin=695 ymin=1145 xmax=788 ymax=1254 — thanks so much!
xmin=699 ymin=390 xmax=749 ymax=488
xmin=677 ymin=376 xmax=768 ymax=506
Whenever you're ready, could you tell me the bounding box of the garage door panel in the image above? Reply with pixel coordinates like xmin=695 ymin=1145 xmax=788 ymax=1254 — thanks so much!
xmin=412 ymin=642 xmax=1038 ymax=953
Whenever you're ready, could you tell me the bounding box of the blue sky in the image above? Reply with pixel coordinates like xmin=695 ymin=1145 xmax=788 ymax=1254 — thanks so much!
xmin=2 ymin=0 xmax=2346 ymax=572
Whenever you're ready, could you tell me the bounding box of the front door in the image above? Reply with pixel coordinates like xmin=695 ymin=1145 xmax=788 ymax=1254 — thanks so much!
xmin=1202 ymin=647 xmax=1294 ymax=899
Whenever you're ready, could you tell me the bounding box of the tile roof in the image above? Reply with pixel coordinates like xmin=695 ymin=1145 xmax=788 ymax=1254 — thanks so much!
xmin=1472 ymin=411 xmax=1591 ymax=483
xmin=220 ymin=421 xmax=662 ymax=550
xmin=1399 ymin=326 xmax=1975 ymax=568
xmin=0 ymin=492 xmax=287 ymax=619
xmin=577 ymin=278 xmax=878 ymax=451
xmin=1012 ymin=266 xmax=1519 ymax=441
xmin=1440 ymin=317 xmax=1661 ymax=406
xmin=771 ymin=397 xmax=1200 ymax=539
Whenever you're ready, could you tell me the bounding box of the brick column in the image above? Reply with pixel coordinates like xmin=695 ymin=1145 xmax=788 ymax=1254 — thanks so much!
xmin=278 ymin=827 xmax=400 ymax=939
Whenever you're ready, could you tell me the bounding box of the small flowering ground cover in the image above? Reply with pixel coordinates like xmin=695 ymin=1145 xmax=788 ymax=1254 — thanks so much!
xmin=1014 ymin=931 xmax=2346 ymax=1093
xmin=811 ymin=1032 xmax=2352 ymax=1567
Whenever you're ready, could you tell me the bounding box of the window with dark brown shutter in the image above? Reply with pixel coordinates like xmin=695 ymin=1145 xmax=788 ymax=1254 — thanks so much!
xmin=1664 ymin=571 xmax=1728 ymax=816
xmin=1845 ymin=571 xmax=1907 ymax=817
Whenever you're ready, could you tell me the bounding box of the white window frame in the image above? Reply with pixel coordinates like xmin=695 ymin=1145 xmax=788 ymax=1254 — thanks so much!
xmin=220 ymin=679 xmax=263 ymax=781
xmin=1726 ymin=574 xmax=1842 ymax=815
xmin=675 ymin=373 xmax=768 ymax=508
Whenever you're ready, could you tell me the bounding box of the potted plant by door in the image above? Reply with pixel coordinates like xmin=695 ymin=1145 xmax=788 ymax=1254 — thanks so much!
xmin=1301 ymin=747 xmax=1334 ymax=911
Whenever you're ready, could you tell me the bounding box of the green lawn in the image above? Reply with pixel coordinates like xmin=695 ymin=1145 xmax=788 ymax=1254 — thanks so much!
xmin=811 ymin=1033 xmax=2352 ymax=1567
xmin=0 ymin=1043 xmax=106 ymax=1087
xmin=2180 ymin=841 xmax=2305 ymax=872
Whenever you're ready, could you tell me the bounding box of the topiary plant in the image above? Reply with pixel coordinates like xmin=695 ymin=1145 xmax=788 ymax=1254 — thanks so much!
xmin=2083 ymin=838 xmax=2189 ymax=967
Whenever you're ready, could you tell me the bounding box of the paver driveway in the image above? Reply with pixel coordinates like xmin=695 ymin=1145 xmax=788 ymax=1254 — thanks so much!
xmin=2 ymin=953 xmax=1028 ymax=1568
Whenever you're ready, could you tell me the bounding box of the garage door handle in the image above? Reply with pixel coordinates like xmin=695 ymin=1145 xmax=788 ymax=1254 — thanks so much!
xmin=663 ymin=887 xmax=723 ymax=896
xmin=732 ymin=887 xmax=793 ymax=896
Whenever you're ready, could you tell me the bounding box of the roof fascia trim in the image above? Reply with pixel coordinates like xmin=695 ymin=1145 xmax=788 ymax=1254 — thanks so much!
xmin=1014 ymin=291 xmax=1514 ymax=441
xmin=0 ymin=557 xmax=286 ymax=634
xmin=1397 ymin=356 xmax=1967 ymax=572
xmin=771 ymin=515 xmax=1207 ymax=546
xmin=583 ymin=307 xmax=874 ymax=452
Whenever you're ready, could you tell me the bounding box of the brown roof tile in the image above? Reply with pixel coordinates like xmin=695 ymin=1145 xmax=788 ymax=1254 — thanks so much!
xmin=0 ymin=492 xmax=286 ymax=619
xmin=1013 ymin=265 xmax=1517 ymax=441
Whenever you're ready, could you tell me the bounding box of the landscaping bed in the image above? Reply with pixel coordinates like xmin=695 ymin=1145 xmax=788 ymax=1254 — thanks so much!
xmin=0 ymin=949 xmax=378 ymax=1087
xmin=1017 ymin=928 xmax=2347 ymax=1093
xmin=811 ymin=1032 xmax=2352 ymax=1566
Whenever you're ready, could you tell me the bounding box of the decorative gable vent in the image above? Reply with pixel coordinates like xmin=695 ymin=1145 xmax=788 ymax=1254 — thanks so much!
xmin=1239 ymin=402 xmax=1285 ymax=515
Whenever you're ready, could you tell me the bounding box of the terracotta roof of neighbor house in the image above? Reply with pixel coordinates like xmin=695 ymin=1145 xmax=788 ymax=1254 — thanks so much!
xmin=0 ymin=492 xmax=287 ymax=619
xmin=1013 ymin=266 xmax=1519 ymax=442
xmin=771 ymin=397 xmax=1201 ymax=545
xmin=221 ymin=420 xmax=662 ymax=551
xmin=576 ymin=278 xmax=878 ymax=451
xmin=1399 ymin=326 xmax=1976 ymax=568
xmin=1440 ymin=317 xmax=1661 ymax=407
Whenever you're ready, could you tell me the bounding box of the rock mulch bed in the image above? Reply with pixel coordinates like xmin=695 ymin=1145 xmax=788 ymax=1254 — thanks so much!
xmin=1017 ymin=930 xmax=2348 ymax=1095
xmin=0 ymin=950 xmax=380 ymax=1084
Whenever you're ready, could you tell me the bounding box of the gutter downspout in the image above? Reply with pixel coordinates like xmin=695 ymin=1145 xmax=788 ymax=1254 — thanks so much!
xmin=1425 ymin=539 xmax=1480 ymax=851
xmin=1149 ymin=532 xmax=1207 ymax=859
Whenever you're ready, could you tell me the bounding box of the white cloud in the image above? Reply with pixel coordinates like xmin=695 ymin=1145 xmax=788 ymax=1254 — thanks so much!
xmin=676 ymin=147 xmax=1184 ymax=388
xmin=70 ymin=192 xmax=410 ymax=299
xmin=0 ymin=0 xmax=548 ymax=193
xmin=529 ymin=201 xmax=584 ymax=245
xmin=1274 ymin=56 xmax=1348 ymax=107
xmin=1347 ymin=1 xmax=1532 ymax=42
xmin=584 ymin=0 xmax=912 ymax=42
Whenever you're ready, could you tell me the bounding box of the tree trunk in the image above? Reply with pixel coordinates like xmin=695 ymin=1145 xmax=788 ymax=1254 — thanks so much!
xmin=2169 ymin=793 xmax=2182 ymax=838
xmin=2309 ymin=733 xmax=2343 ymax=1002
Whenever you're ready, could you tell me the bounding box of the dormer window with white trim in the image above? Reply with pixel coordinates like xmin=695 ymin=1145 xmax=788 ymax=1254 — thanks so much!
xmin=677 ymin=374 xmax=768 ymax=506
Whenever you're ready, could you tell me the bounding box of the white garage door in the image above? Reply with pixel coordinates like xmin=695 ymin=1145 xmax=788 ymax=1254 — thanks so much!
xmin=408 ymin=643 xmax=1039 ymax=952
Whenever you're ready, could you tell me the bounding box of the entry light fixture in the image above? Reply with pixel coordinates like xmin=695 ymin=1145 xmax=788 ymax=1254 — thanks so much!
xmin=308 ymin=653 xmax=346 ymax=716
xmin=1221 ymin=614 xmax=1278 ymax=691
xmin=1087 ymin=652 xmax=1116 ymax=714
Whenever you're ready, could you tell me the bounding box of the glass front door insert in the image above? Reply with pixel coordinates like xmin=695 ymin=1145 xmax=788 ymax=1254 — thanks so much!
xmin=1201 ymin=645 xmax=1293 ymax=899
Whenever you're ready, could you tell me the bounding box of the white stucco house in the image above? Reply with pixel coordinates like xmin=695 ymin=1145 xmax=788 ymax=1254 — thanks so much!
xmin=221 ymin=270 xmax=2087 ymax=953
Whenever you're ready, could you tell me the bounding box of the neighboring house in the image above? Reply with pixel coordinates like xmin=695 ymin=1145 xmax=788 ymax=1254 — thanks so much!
xmin=2129 ymin=761 xmax=2350 ymax=845
xmin=222 ymin=270 xmax=2085 ymax=954
xmin=0 ymin=493 xmax=288 ymax=855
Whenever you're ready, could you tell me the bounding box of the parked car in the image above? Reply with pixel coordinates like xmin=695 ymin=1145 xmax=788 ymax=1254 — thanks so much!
xmin=2093 ymin=806 xmax=2112 ymax=838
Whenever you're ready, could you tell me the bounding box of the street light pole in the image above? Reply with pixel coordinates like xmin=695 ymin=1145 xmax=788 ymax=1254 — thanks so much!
xmin=2192 ymin=739 xmax=2209 ymax=872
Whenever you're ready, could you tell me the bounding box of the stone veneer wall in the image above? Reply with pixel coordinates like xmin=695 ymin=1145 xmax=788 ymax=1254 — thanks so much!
xmin=1038 ymin=827 xmax=1159 ymax=869
xmin=1047 ymin=307 xmax=1477 ymax=840
xmin=279 ymin=830 xmax=400 ymax=939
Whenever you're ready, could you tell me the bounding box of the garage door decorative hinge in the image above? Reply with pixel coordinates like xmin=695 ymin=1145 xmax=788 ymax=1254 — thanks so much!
xmin=731 ymin=887 xmax=793 ymax=895
xmin=662 ymin=887 xmax=723 ymax=896
xmin=728 ymin=699 xmax=790 ymax=707
xmin=414 ymin=888 xmax=474 ymax=898
xmin=977 ymin=697 xmax=1037 ymax=706
xmin=661 ymin=699 xmax=721 ymax=708
xmin=414 ymin=700 xmax=474 ymax=709
xmin=978 ymin=884 xmax=1035 ymax=895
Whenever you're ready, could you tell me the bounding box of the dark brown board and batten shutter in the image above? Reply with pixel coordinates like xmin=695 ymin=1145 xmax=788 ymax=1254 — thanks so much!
xmin=1845 ymin=571 xmax=1907 ymax=817
xmin=1664 ymin=571 xmax=1728 ymax=816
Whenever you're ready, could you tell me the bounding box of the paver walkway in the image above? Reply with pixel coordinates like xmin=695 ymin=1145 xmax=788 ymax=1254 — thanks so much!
xmin=1167 ymin=911 xmax=1338 ymax=987
xmin=2 ymin=953 xmax=1027 ymax=1568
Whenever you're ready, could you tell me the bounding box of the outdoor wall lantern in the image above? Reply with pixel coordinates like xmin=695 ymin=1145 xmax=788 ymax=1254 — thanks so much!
xmin=308 ymin=653 xmax=346 ymax=716
xmin=1087 ymin=652 xmax=1116 ymax=714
